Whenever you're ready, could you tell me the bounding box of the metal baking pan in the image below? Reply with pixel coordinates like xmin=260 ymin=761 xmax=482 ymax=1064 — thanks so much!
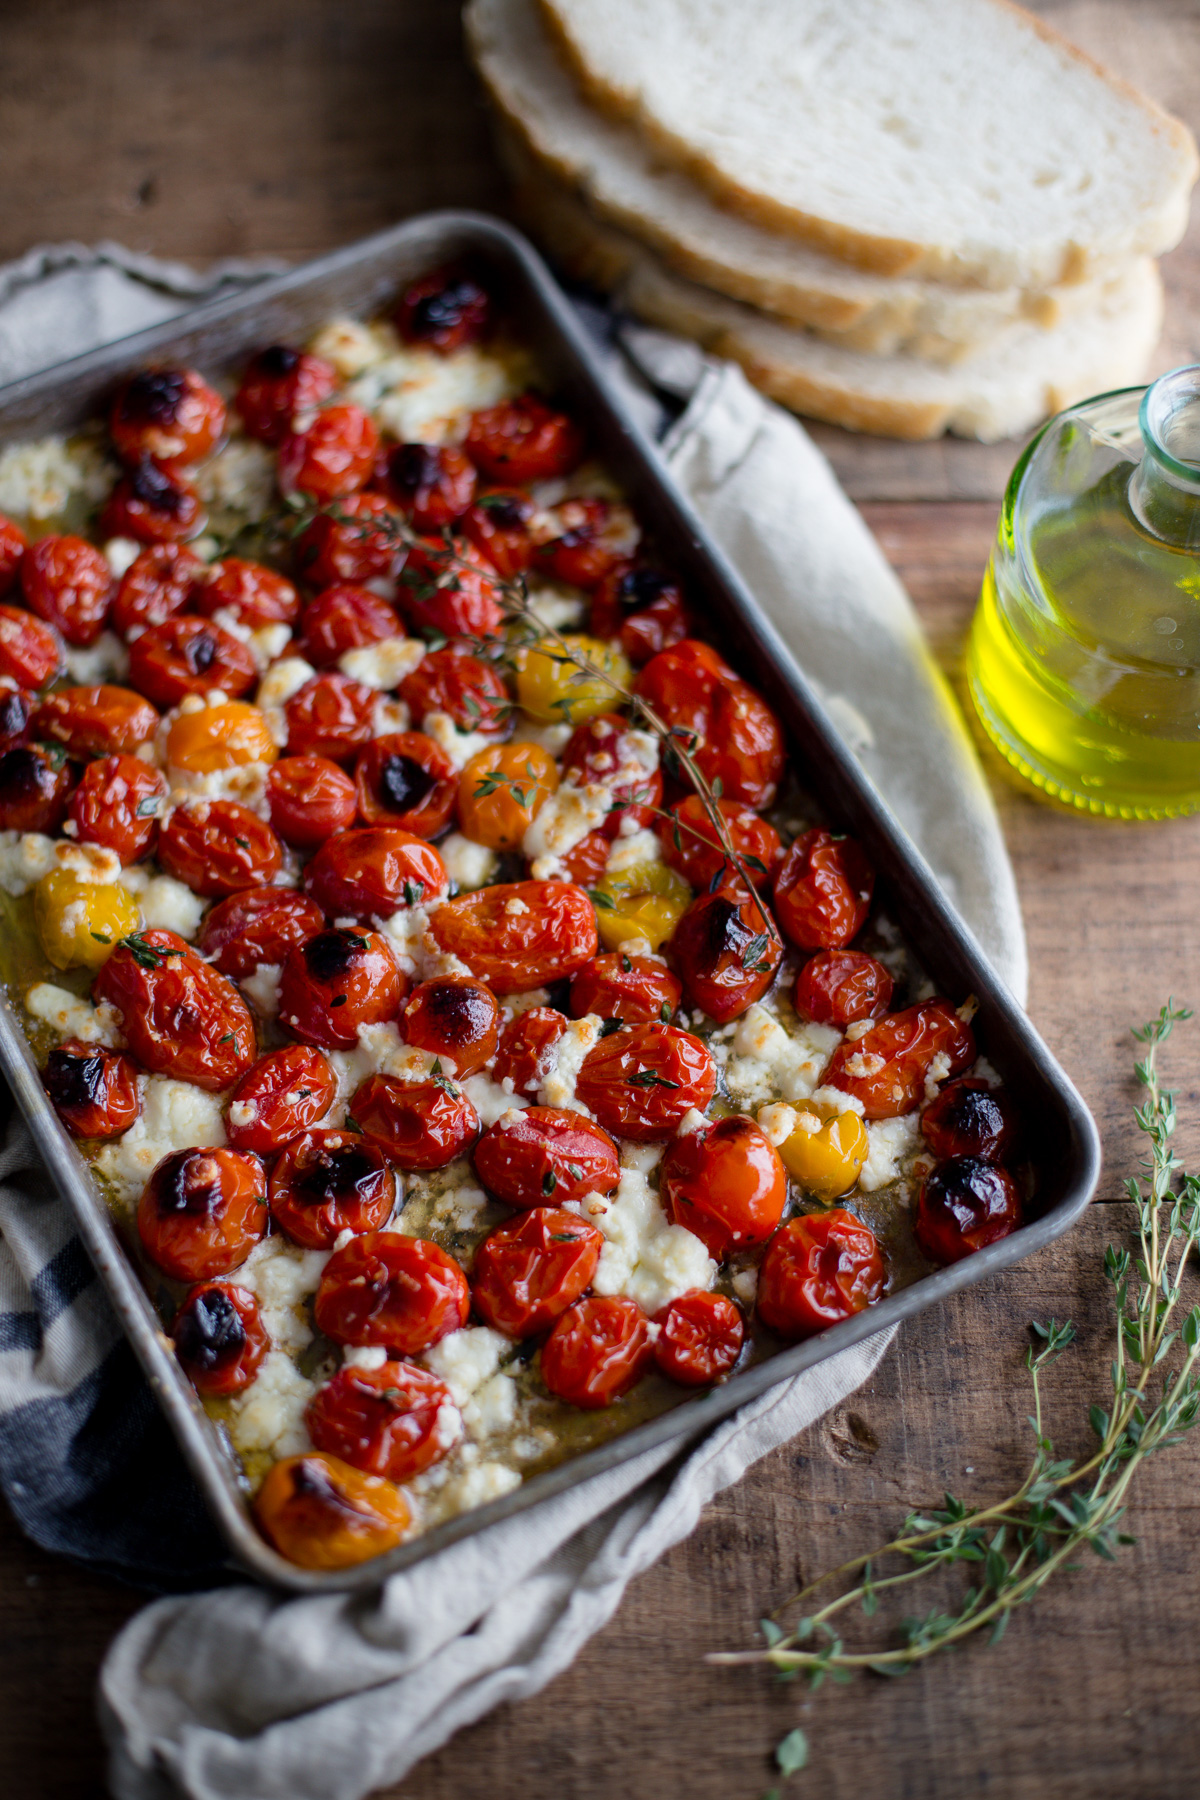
xmin=0 ymin=212 xmax=1101 ymax=1591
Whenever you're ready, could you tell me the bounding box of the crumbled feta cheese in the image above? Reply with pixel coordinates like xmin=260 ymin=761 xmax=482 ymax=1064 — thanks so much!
xmin=971 ymin=1056 xmax=1002 ymax=1089
xmin=419 ymin=710 xmax=496 ymax=772
xmin=524 ymin=581 xmax=585 ymax=632
xmin=509 ymin=717 xmax=572 ymax=757
xmin=591 ymin=1162 xmax=716 ymax=1315
xmin=229 ymin=1350 xmax=315 ymax=1460
xmin=423 ymin=1326 xmax=514 ymax=1405
xmin=343 ymin=1345 xmax=388 ymax=1371
xmin=347 ymin=342 xmax=528 ymax=444
xmin=241 ymin=962 xmax=282 ymax=1019
xmin=102 ymin=537 xmax=141 ymax=578
xmin=236 ymin=1236 xmax=330 ymax=1352
xmin=439 ymin=832 xmax=497 ymax=893
xmin=63 ymin=631 xmax=129 ymax=684
xmin=192 ymin=438 xmax=276 ymax=521
xmin=0 ymin=434 xmax=115 ymax=523
xmin=463 ymin=1071 xmax=530 ymax=1126
xmin=0 ymin=832 xmax=120 ymax=895
xmin=463 ymin=1370 xmax=519 ymax=1436
xmin=810 ymin=1084 xmax=865 ymax=1115
xmin=373 ymin=904 xmax=470 ymax=982
xmin=308 ymin=316 xmax=389 ymax=376
xmin=924 ymin=1050 xmax=953 ymax=1102
xmin=858 ymin=1113 xmax=922 ymax=1193
xmin=338 ymin=636 xmax=425 ymax=690
xmin=94 ymin=1077 xmax=228 ymax=1204
xmin=119 ymin=863 xmax=205 ymax=939
xmin=438 ymin=1183 xmax=490 ymax=1230
xmin=25 ymin=983 xmax=121 ymax=1046
xmin=256 ymin=657 xmax=316 ymax=746
xmin=523 ymin=780 xmax=610 ymax=870
xmin=756 ymin=1102 xmax=798 ymax=1147
xmin=726 ymin=1005 xmax=841 ymax=1106
xmin=604 ymin=827 xmax=662 ymax=876
xmin=676 ymin=1107 xmax=708 ymax=1137
xmin=168 ymin=760 xmax=272 ymax=819
xmin=731 ymin=1268 xmax=758 ymax=1304
xmin=537 ymin=1014 xmax=602 ymax=1113
xmin=435 ymin=1458 xmax=522 ymax=1512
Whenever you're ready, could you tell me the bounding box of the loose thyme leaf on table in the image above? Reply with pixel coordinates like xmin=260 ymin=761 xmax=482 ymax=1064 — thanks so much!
xmin=710 ymin=1001 xmax=1199 ymax=1778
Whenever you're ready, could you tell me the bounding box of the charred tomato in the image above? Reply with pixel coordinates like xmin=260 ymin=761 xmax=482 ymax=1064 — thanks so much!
xmin=42 ymin=1040 xmax=140 ymax=1139
xmin=173 ymin=1281 xmax=267 ymax=1396
xmin=137 ymin=1146 xmax=267 ymax=1282
xmin=278 ymin=927 xmax=405 ymax=1051
xmin=269 ymin=1128 xmax=397 ymax=1248
xmin=314 ymin=1231 xmax=470 ymax=1353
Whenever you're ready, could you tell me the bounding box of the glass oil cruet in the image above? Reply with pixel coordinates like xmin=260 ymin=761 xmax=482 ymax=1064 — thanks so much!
xmin=967 ymin=365 xmax=1200 ymax=819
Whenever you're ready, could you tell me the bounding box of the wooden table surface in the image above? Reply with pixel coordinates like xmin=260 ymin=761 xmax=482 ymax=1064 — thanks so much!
xmin=4 ymin=3 xmax=1200 ymax=1796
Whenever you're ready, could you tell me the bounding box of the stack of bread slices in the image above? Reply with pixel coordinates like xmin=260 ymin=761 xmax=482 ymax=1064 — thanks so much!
xmin=465 ymin=0 xmax=1198 ymax=440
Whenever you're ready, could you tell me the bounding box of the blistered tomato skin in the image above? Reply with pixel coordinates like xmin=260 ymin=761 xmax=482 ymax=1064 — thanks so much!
xmin=262 ymin=756 xmax=355 ymax=850
xmin=127 ymin=616 xmax=257 ymax=708
xmin=42 ymin=1040 xmax=140 ymax=1139
xmin=0 ymin=686 xmax=32 ymax=753
xmin=278 ymin=928 xmax=405 ymax=1051
xmin=100 ymin=459 xmax=205 ymax=544
xmin=94 ymin=929 xmax=257 ymax=1090
xmin=474 ymin=1107 xmax=620 ymax=1210
xmin=299 ymin=583 xmax=402 ymax=667
xmin=921 ymin=1078 xmax=1017 ymax=1163
xmin=110 ymin=367 xmax=225 ymax=469
xmin=397 ymin=536 xmax=504 ymax=639
xmin=429 ymin=882 xmax=598 ymax=995
xmin=137 ymin=1147 xmax=267 ymax=1282
xmin=658 ymin=795 xmax=782 ymax=892
xmin=277 ymin=404 xmax=380 ymax=501
xmin=457 ymin=742 xmax=558 ymax=850
xmin=661 ymin=1116 xmax=787 ymax=1257
xmin=21 ymin=536 xmax=113 ymax=646
xmin=304 ymin=827 xmax=448 ymax=919
xmin=235 ymin=345 xmax=338 ymax=444
xmin=560 ymin=713 xmax=662 ymax=838
xmin=638 ymin=639 xmax=784 ymax=810
xmin=540 ymin=1295 xmax=654 ymax=1409
xmin=192 ymin=558 xmax=299 ymax=628
xmin=35 ymin=685 xmax=158 ymax=757
xmin=67 ymin=754 xmax=167 ymax=864
xmin=825 ymin=1000 xmax=976 ymax=1119
xmin=472 ymin=1208 xmax=603 ymax=1338
xmin=569 ymin=954 xmax=681 ymax=1024
xmin=351 ymin=1073 xmax=479 ymax=1171
xmin=0 ymin=605 xmax=59 ymax=689
xmin=268 ymin=1128 xmax=396 ymax=1249
xmin=575 ymin=1022 xmax=716 ymax=1141
xmin=590 ymin=563 xmax=687 ymax=644
xmin=493 ymin=1007 xmax=568 ymax=1096
xmin=915 ymin=1158 xmax=1023 ymax=1265
xmin=794 ymin=949 xmax=894 ymax=1026
xmin=773 ymin=830 xmax=874 ymax=953
xmin=225 ymin=1045 xmax=338 ymax=1155
xmin=355 ymin=732 xmax=456 ymax=837
xmin=166 ymin=702 xmax=278 ymax=776
xmin=557 ymin=829 xmax=611 ymax=888
xmin=671 ymin=889 xmax=784 ymax=1025
xmin=0 ymin=746 xmax=75 ymax=832
xmin=533 ymin=499 xmax=622 ymax=590
xmin=199 ymin=887 xmax=325 ymax=980
xmin=173 ymin=1282 xmax=268 ymax=1396
xmin=397 ymin=263 xmax=491 ymax=352
xmin=253 ymin=1452 xmax=411 ymax=1570
xmin=400 ymin=976 xmax=499 ymax=1077
xmin=381 ymin=442 xmax=477 ymax=530
xmin=283 ymin=672 xmax=378 ymax=763
xmin=757 ymin=1210 xmax=887 ymax=1340
xmin=465 ymin=394 xmax=586 ymax=484
xmin=157 ymin=799 xmax=283 ymax=898
xmin=294 ymin=493 xmax=402 ymax=588
xmin=461 ymin=489 xmax=536 ymax=577
xmin=314 ymin=1231 xmax=470 ymax=1353
xmin=398 ymin=645 xmax=511 ymax=737
xmin=653 ymin=1291 xmax=744 ymax=1387
xmin=0 ymin=515 xmax=28 ymax=595
xmin=307 ymin=1362 xmax=459 ymax=1483
xmin=112 ymin=543 xmax=204 ymax=636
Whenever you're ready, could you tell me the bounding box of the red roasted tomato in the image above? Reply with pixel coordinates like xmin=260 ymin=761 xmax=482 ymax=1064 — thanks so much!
xmin=913 ymin=1158 xmax=1023 ymax=1265
xmin=638 ymin=639 xmax=783 ymax=809
xmin=757 ymin=1210 xmax=887 ymax=1340
xmin=127 ymin=615 xmax=257 ymax=708
xmin=354 ymin=732 xmax=456 ymax=837
xmin=921 ymin=1078 xmax=1017 ymax=1163
xmin=473 ymin=1106 xmax=620 ymax=1209
xmin=283 ymin=671 xmax=378 ymax=762
xmin=235 ymin=345 xmax=338 ymax=444
xmin=0 ymin=514 xmax=28 ymax=595
xmin=590 ymin=563 xmax=688 ymax=646
xmin=396 ymin=263 xmax=491 ymax=352
xmin=298 ymin=583 xmax=403 ymax=667
xmin=111 ymin=543 xmax=204 ymax=636
xmin=198 ymin=887 xmax=326 ymax=979
xmin=42 ymin=1040 xmax=140 ymax=1139
xmin=557 ymin=829 xmax=611 ymax=887
xmin=192 ymin=558 xmax=300 ymax=628
xmin=379 ymin=443 xmax=477 ymax=530
xmin=0 ymin=686 xmax=31 ymax=753
xmin=465 ymin=394 xmax=585 ymax=484
xmin=172 ymin=1281 xmax=268 ymax=1396
xmin=661 ymin=1116 xmax=787 ymax=1257
xmin=472 ymin=1208 xmax=603 ymax=1338
xmin=824 ymin=1000 xmax=975 ymax=1119
xmin=493 ymin=1007 xmax=568 ymax=1097
xmin=400 ymin=976 xmax=499 ymax=1077
xmin=540 ymin=1295 xmax=653 ymax=1409
xmin=277 ymin=403 xmax=380 ymax=501
xmin=653 ymin=1291 xmax=744 ymax=1387
xmin=94 ymin=929 xmax=257 ymax=1090
xmin=428 ymin=881 xmax=597 ymax=995
xmin=461 ymin=489 xmax=536 ymax=577
xmin=314 ymin=1231 xmax=470 ymax=1353
xmin=307 ymin=1362 xmax=459 ymax=1483
xmin=157 ymin=798 xmax=283 ymax=897
xmin=351 ymin=1072 xmax=479 ymax=1171
xmin=67 ymin=754 xmax=167 ymax=864
xmin=574 ymin=1022 xmax=716 ymax=1141
xmin=560 ymin=713 xmax=661 ymax=838
xmin=670 ymin=888 xmax=784 ymax=1025
xmin=794 ymin=948 xmax=894 ymax=1026
xmin=269 ymin=1128 xmax=397 ymax=1248
xmin=137 ymin=1146 xmax=267 ymax=1282
xmin=34 ymin=685 xmax=158 ymax=756
xmin=225 ymin=1045 xmax=338 ymax=1156
xmin=658 ymin=795 xmax=781 ymax=891
xmin=293 ymin=493 xmax=402 ymax=588
xmin=110 ymin=367 xmax=225 ymax=469
xmin=304 ymin=826 xmax=448 ymax=919
xmin=569 ymin=953 xmax=681 ymax=1024
xmin=100 ymin=459 xmax=205 ymax=544
xmin=398 ymin=644 xmax=511 ymax=737
xmin=253 ymin=1452 xmax=410 ymax=1570
xmin=0 ymin=605 xmax=59 ymax=689
xmin=266 ymin=755 xmax=358 ymax=848
xmin=277 ymin=927 xmax=405 ymax=1051
xmin=0 ymin=746 xmax=75 ymax=832
xmin=773 ymin=829 xmax=874 ymax=952
xmin=397 ymin=536 xmax=504 ymax=639
xmin=532 ymin=498 xmax=623 ymax=590
xmin=21 ymin=535 xmax=113 ymax=646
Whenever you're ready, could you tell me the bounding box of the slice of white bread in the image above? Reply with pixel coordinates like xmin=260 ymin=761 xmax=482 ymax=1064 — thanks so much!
xmin=466 ymin=0 xmax=1131 ymax=364
xmin=536 ymin=0 xmax=1197 ymax=289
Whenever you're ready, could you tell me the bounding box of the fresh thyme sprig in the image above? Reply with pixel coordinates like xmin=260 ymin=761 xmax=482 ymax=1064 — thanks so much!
xmin=709 ymin=1001 xmax=1200 ymax=1783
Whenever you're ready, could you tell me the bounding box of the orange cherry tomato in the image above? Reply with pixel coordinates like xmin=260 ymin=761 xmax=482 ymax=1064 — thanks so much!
xmin=465 ymin=394 xmax=585 ymax=484
xmin=304 ymin=826 xmax=448 ymax=919
xmin=460 ymin=489 xmax=536 ymax=578
xmin=268 ymin=1128 xmax=396 ymax=1248
xmin=93 ymin=928 xmax=258 ymax=1091
xmin=35 ymin=684 xmax=158 ymax=756
xmin=192 ymin=557 xmax=299 ymax=628
xmin=127 ymin=616 xmax=257 ymax=708
xmin=574 ymin=1021 xmax=716 ymax=1142
xmin=794 ymin=948 xmax=894 ymax=1025
xmin=380 ymin=442 xmax=477 ymax=530
xmin=355 ymin=731 xmax=456 ymax=837
xmin=493 ymin=1007 xmax=568 ymax=1097
xmin=278 ymin=927 xmax=405 ymax=1051
xmin=560 ymin=713 xmax=662 ymax=839
xmin=351 ymin=1072 xmax=479 ymax=1171
xmin=199 ymin=887 xmax=325 ymax=979
xmin=314 ymin=1231 xmax=470 ymax=1352
xmin=921 ymin=1079 xmax=1017 ymax=1163
xmin=164 ymin=700 xmax=277 ymax=776
xmin=429 ymin=881 xmax=598 ymax=995
xmin=556 ymin=829 xmax=611 ymax=887
xmin=267 ymin=754 xmax=358 ymax=848
xmin=0 ymin=605 xmax=59 ymax=688
xmin=307 ymin=1362 xmax=460 ymax=1483
xmin=0 ymin=514 xmax=28 ymax=596
xmin=757 ymin=1210 xmax=886 ymax=1339
xmin=100 ymin=459 xmax=205 ymax=544
xmin=456 ymin=742 xmax=558 ymax=851
xmin=472 ymin=1207 xmax=603 ymax=1338
xmin=397 ymin=536 xmax=504 ymax=639
xmin=540 ymin=1295 xmax=653 ymax=1408
xmin=298 ymin=583 xmax=403 ymax=668
xmin=283 ymin=671 xmax=378 ymax=762
xmin=473 ymin=1106 xmax=620 ymax=1209
xmin=914 ymin=1157 xmax=1023 ymax=1265
xmin=569 ymin=952 xmax=681 ymax=1024
xmin=42 ymin=1039 xmax=140 ymax=1139
xmin=396 ymin=263 xmax=492 ymax=353
xmin=226 ymin=1045 xmax=338 ymax=1156
xmin=110 ymin=367 xmax=225 ymax=469
xmin=661 ymin=1115 xmax=787 ymax=1256
xmin=400 ymin=976 xmax=499 ymax=1077
xmin=398 ymin=644 xmax=511 ymax=737
xmin=293 ymin=493 xmax=403 ymax=588
xmin=824 ymin=999 xmax=975 ymax=1119
xmin=137 ymin=1146 xmax=267 ymax=1282
xmin=157 ymin=798 xmax=283 ymax=898
xmin=111 ymin=543 xmax=204 ymax=637
xmin=277 ymin=403 xmax=380 ymax=501
xmin=773 ymin=829 xmax=874 ymax=952
xmin=670 ymin=888 xmax=783 ymax=1025
xmin=235 ymin=344 xmax=338 ymax=444
xmin=21 ymin=535 xmax=113 ymax=646
xmin=532 ymin=498 xmax=623 ymax=590
xmin=658 ymin=795 xmax=781 ymax=891
xmin=172 ymin=1281 xmax=268 ymax=1396
xmin=653 ymin=1290 xmax=744 ymax=1386
xmin=253 ymin=1452 xmax=410 ymax=1570
xmin=0 ymin=745 xmax=75 ymax=831
xmin=637 ymin=639 xmax=784 ymax=809
xmin=67 ymin=753 xmax=167 ymax=864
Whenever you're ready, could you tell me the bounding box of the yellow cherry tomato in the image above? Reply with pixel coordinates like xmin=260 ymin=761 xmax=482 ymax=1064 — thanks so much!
xmin=457 ymin=743 xmax=559 ymax=850
xmin=167 ymin=701 xmax=279 ymax=774
xmin=592 ymin=859 xmax=691 ymax=952
xmin=515 ymin=634 xmax=631 ymax=725
xmin=34 ymin=870 xmax=141 ymax=971
xmin=777 ymin=1100 xmax=869 ymax=1201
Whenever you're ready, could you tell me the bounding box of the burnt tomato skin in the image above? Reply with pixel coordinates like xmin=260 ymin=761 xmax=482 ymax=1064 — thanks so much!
xmin=67 ymin=754 xmax=167 ymax=864
xmin=661 ymin=1116 xmax=787 ymax=1257
xmin=400 ymin=976 xmax=499 ymax=1077
xmin=283 ymin=672 xmax=378 ymax=763
xmin=574 ymin=1022 xmax=716 ymax=1142
xmin=0 ymin=605 xmax=59 ymax=689
xmin=465 ymin=394 xmax=585 ymax=484
xmin=192 ymin=557 xmax=300 ymax=628
xmin=304 ymin=826 xmax=448 ymax=920
xmin=351 ymin=1072 xmax=479 ymax=1172
xmin=428 ymin=881 xmax=598 ymax=995
xmin=354 ymin=731 xmax=457 ymax=838
xmin=653 ymin=1290 xmax=744 ymax=1387
xmin=235 ymin=344 xmax=338 ymax=445
xmin=266 ymin=755 xmax=358 ymax=849
xmin=773 ymin=830 xmax=875 ymax=953
xmin=657 ymin=795 xmax=782 ymax=892
xmin=460 ymin=489 xmax=536 ymax=578
xmin=540 ymin=1295 xmax=654 ymax=1409
xmin=914 ymin=1157 xmax=1023 ymax=1266
xmin=379 ymin=442 xmax=477 ymax=530
xmin=111 ymin=543 xmax=204 ymax=636
xmin=670 ymin=888 xmax=784 ymax=1025
xmin=198 ymin=887 xmax=326 ymax=980
xmin=569 ymin=953 xmax=681 ymax=1025
xmin=137 ymin=1147 xmax=267 ymax=1282
xmin=396 ymin=263 xmax=491 ymax=353
xmin=824 ymin=1000 xmax=976 ymax=1119
xmin=307 ymin=1361 xmax=459 ymax=1484
xmin=637 ymin=639 xmax=784 ymax=810
xmin=532 ymin=498 xmax=622 ymax=590
xmin=100 ymin=459 xmax=205 ymax=545
xmin=298 ymin=583 xmax=402 ymax=668
xmin=110 ymin=366 xmax=225 ymax=469
xmin=493 ymin=1007 xmax=568 ymax=1097
xmin=127 ymin=615 xmax=257 ymax=708
xmin=472 ymin=1207 xmax=603 ymax=1338
xmin=0 ymin=685 xmax=32 ymax=752
xmin=21 ymin=535 xmax=113 ymax=646
xmin=314 ymin=1230 xmax=470 ymax=1354
xmin=156 ymin=798 xmax=283 ymax=898
xmin=253 ymin=1452 xmax=411 ymax=1570
xmin=757 ymin=1210 xmax=887 ymax=1340
xmin=173 ymin=1281 xmax=268 ymax=1397
xmin=94 ymin=929 xmax=258 ymax=1091
xmin=560 ymin=713 xmax=662 ymax=839
xmin=278 ymin=927 xmax=405 ymax=1051
xmin=269 ymin=1128 xmax=397 ymax=1249
xmin=42 ymin=1039 xmax=140 ymax=1139
xmin=34 ymin=685 xmax=158 ymax=757
xmin=794 ymin=948 xmax=894 ymax=1026
xmin=225 ymin=1045 xmax=338 ymax=1156
xmin=0 ymin=746 xmax=75 ymax=832
xmin=398 ymin=644 xmax=511 ymax=737
xmin=474 ymin=1107 xmax=620 ymax=1210
xmin=277 ymin=403 xmax=380 ymax=502
xmin=921 ymin=1078 xmax=1018 ymax=1164
xmin=293 ymin=493 xmax=402 ymax=588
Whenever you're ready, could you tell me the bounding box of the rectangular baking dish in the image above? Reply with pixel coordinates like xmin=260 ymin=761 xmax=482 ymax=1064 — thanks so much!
xmin=0 ymin=212 xmax=1102 ymax=1592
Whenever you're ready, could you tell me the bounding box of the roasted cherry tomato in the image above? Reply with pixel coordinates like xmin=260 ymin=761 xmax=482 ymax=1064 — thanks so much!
xmin=298 ymin=583 xmax=403 ymax=668
xmin=269 ymin=1128 xmax=397 ymax=1248
xmin=658 ymin=795 xmax=781 ymax=891
xmin=35 ymin=868 xmax=138 ymax=971
xmin=914 ymin=1157 xmax=1023 ymax=1265
xmin=379 ymin=442 xmax=477 ymax=530
xmin=776 ymin=1100 xmax=869 ymax=1202
xmin=293 ymin=492 xmax=403 ymax=587
xmin=661 ymin=1116 xmax=786 ymax=1256
xmin=638 ymin=639 xmax=784 ymax=810
xmin=461 ymin=489 xmax=536 ymax=577
xmin=921 ymin=1078 xmax=1017 ymax=1163
xmin=532 ymin=498 xmax=624 ymax=590
xmin=0 ymin=685 xmax=31 ymax=752
xmin=157 ymin=798 xmax=283 ymax=898
xmin=400 ymin=975 xmax=499 ymax=1077
xmin=757 ymin=1210 xmax=887 ymax=1340
xmin=127 ymin=615 xmax=257 ymax=708
xmin=355 ymin=731 xmax=456 ymax=837
xmin=621 ymin=592 xmax=693 ymax=668
xmin=21 ymin=535 xmax=113 ymax=646
xmin=172 ymin=1281 xmax=268 ymax=1396
xmin=283 ymin=671 xmax=378 ymax=762
xmin=93 ymin=928 xmax=257 ymax=1091
xmin=824 ymin=1000 xmax=975 ymax=1119
xmin=557 ymin=829 xmax=611 ymax=887
xmin=253 ymin=1452 xmax=410 ymax=1570
xmin=111 ymin=542 xmax=204 ymax=636
xmin=351 ymin=1072 xmax=479 ymax=1171
xmin=560 ymin=713 xmax=661 ymax=839
xmin=397 ymin=536 xmax=504 ymax=639
xmin=278 ymin=927 xmax=405 ymax=1051
xmin=773 ymin=829 xmax=874 ymax=952
xmin=235 ymin=344 xmax=338 ymax=444
xmin=396 ymin=262 xmax=491 ymax=352
xmin=266 ymin=754 xmax=358 ymax=849
xmin=457 ymin=742 xmax=558 ymax=851
xmin=198 ymin=887 xmax=325 ymax=979
xmin=100 ymin=458 xmax=205 ymax=544
xmin=591 ymin=562 xmax=687 ymax=640
xmin=653 ymin=1290 xmax=744 ymax=1386
xmin=226 ymin=1045 xmax=338 ymax=1156
xmin=304 ymin=826 xmax=447 ymax=919
xmin=67 ymin=754 xmax=167 ymax=864
xmin=314 ymin=1231 xmax=470 ymax=1353
xmin=0 ymin=514 xmax=28 ymax=596
xmin=515 ymin=633 xmax=630 ymax=726
xmin=307 ymin=1362 xmax=459 ymax=1483
xmin=166 ymin=704 xmax=278 ymax=784
xmin=0 ymin=605 xmax=58 ymax=689
xmin=0 ymin=745 xmax=74 ymax=831
xmin=540 ymin=1295 xmax=653 ymax=1409
xmin=474 ymin=1106 xmax=619 ymax=1209
xmin=42 ymin=1039 xmax=140 ymax=1139
xmin=569 ymin=952 xmax=681 ymax=1024
xmin=794 ymin=948 xmax=894 ymax=1026
xmin=35 ymin=684 xmax=158 ymax=756
xmin=137 ymin=1146 xmax=267 ymax=1282
xmin=575 ymin=1021 xmax=716 ymax=1141
xmin=493 ymin=1007 xmax=569 ymax=1097
xmin=277 ymin=403 xmax=380 ymax=501
xmin=465 ymin=394 xmax=585 ymax=484
xmin=110 ymin=367 xmax=225 ymax=469
xmin=192 ymin=557 xmax=299 ymax=627
xmin=398 ymin=644 xmax=511 ymax=737
xmin=472 ymin=1207 xmax=603 ymax=1338
xmin=429 ymin=881 xmax=598 ymax=995
xmin=670 ymin=888 xmax=784 ymax=1025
